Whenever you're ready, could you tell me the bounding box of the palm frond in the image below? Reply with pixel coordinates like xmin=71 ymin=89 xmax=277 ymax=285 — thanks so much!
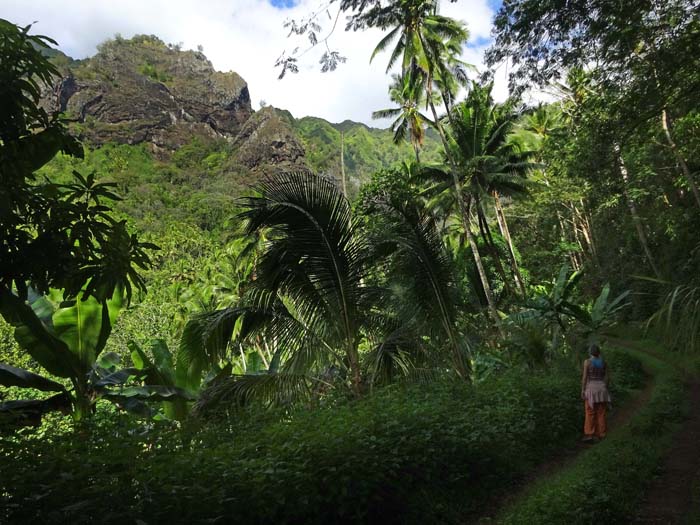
xmin=193 ymin=372 xmax=313 ymax=417
xmin=370 ymin=24 xmax=401 ymax=63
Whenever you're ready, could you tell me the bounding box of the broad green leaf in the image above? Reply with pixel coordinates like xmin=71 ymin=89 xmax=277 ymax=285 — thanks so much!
xmin=52 ymin=296 xmax=103 ymax=370
xmin=104 ymin=385 xmax=196 ymax=401
xmin=150 ymin=339 xmax=175 ymax=386
xmin=128 ymin=340 xmax=148 ymax=370
xmin=92 ymin=367 xmax=144 ymax=387
xmin=0 ymin=363 xmax=66 ymax=392
xmin=0 ymin=393 xmax=72 ymax=426
xmin=52 ymin=288 xmax=123 ymax=370
xmin=96 ymin=351 xmax=121 ymax=370
xmin=0 ymin=288 xmax=79 ymax=378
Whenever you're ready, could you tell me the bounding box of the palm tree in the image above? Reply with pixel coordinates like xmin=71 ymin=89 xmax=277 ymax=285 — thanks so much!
xmin=449 ymin=83 xmax=537 ymax=295
xmin=372 ymin=72 xmax=434 ymax=162
xmin=182 ymin=171 xmax=470 ymax=410
xmin=419 ymin=83 xmax=537 ymax=297
xmin=369 ymin=0 xmax=503 ymax=324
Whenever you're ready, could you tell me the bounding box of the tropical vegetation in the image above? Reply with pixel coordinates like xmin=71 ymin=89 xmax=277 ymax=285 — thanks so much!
xmin=2 ymin=0 xmax=700 ymax=521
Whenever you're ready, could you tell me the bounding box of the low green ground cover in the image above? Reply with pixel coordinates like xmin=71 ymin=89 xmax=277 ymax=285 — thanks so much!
xmin=497 ymin=344 xmax=687 ymax=524
xmin=0 ymin=349 xmax=645 ymax=524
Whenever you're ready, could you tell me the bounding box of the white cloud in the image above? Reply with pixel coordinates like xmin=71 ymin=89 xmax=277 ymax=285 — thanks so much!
xmin=1 ymin=0 xmax=519 ymax=125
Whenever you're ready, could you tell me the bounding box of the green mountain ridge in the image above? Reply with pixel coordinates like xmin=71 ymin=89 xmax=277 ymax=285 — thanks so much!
xmin=41 ymin=34 xmax=441 ymax=195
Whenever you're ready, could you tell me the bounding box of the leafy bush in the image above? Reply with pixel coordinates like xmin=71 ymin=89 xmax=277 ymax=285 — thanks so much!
xmin=1 ymin=367 xmax=587 ymax=524
xmin=497 ymin=347 xmax=686 ymax=524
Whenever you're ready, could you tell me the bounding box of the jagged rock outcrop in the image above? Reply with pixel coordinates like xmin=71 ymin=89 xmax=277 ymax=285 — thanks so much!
xmin=40 ymin=35 xmax=313 ymax=173
xmin=229 ymin=107 xmax=307 ymax=173
xmin=44 ymin=35 xmax=253 ymax=150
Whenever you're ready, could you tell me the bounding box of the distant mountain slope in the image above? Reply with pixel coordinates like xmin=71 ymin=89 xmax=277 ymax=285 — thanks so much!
xmin=291 ymin=115 xmax=442 ymax=193
xmin=41 ymin=35 xmax=440 ymax=195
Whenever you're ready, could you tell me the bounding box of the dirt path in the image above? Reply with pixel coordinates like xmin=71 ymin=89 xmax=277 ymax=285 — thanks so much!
xmin=476 ymin=337 xmax=700 ymax=525
xmin=634 ymin=380 xmax=700 ymax=524
xmin=473 ymin=370 xmax=656 ymax=524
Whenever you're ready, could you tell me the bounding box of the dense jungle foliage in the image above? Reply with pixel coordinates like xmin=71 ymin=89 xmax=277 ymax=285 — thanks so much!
xmin=1 ymin=0 xmax=700 ymax=522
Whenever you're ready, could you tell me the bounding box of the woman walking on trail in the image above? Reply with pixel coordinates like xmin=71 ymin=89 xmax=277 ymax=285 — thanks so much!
xmin=581 ymin=344 xmax=611 ymax=442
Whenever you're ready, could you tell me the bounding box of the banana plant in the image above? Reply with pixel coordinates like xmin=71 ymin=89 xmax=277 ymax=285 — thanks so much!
xmin=128 ymin=338 xmax=230 ymax=421
xmin=507 ymin=265 xmax=584 ymax=353
xmin=0 ymin=287 xmax=192 ymax=424
xmin=571 ymin=284 xmax=630 ymax=343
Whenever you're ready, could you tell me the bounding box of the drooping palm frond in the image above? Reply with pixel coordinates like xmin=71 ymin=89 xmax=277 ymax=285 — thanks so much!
xmin=193 ymin=372 xmax=314 ymax=417
xmin=646 ymin=281 xmax=700 ymax=353
xmin=372 ymin=197 xmax=470 ymax=378
xmin=240 ymin=172 xmax=365 ymax=341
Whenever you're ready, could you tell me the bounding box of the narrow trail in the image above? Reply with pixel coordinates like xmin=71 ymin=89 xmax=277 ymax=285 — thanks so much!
xmin=634 ymin=380 xmax=700 ymax=524
xmin=475 ymin=337 xmax=700 ymax=525
xmin=609 ymin=338 xmax=700 ymax=524
xmin=473 ymin=363 xmax=656 ymax=524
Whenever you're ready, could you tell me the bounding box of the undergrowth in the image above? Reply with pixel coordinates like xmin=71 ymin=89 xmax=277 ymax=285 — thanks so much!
xmin=0 ymin=348 xmax=646 ymax=524
xmin=496 ymin=343 xmax=687 ymax=524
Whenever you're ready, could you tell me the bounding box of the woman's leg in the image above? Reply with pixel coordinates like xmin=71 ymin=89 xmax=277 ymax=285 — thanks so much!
xmin=584 ymin=401 xmax=596 ymax=438
xmin=594 ymin=402 xmax=607 ymax=438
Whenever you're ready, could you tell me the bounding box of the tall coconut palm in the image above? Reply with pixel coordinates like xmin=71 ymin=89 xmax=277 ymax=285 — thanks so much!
xmin=372 ymin=72 xmax=434 ymax=162
xmin=182 ymin=171 xmax=470 ymax=410
xmin=421 ymin=82 xmax=537 ymax=297
xmin=368 ymin=0 xmax=502 ymax=325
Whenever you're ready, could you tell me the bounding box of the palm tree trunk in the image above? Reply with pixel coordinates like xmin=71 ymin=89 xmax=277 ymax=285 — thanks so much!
xmin=425 ymin=94 xmax=501 ymax=326
xmin=661 ymin=108 xmax=700 ymax=208
xmin=464 ymin=198 xmax=500 ymax=316
xmin=615 ymin=145 xmax=662 ymax=278
xmin=347 ymin=343 xmax=362 ymax=397
xmin=413 ymin=141 xmax=421 ymax=163
xmin=476 ymin=201 xmax=513 ymax=296
xmin=493 ymin=191 xmax=527 ymax=296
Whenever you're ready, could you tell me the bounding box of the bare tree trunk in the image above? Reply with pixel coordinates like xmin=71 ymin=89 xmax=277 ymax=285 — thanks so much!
xmin=661 ymin=108 xmax=700 ymax=208
xmin=476 ymin=201 xmax=513 ymax=296
xmin=493 ymin=191 xmax=527 ymax=296
xmin=556 ymin=208 xmax=580 ymax=270
xmin=572 ymin=201 xmax=599 ymax=269
xmin=426 ymin=95 xmax=501 ymax=326
xmin=578 ymin=199 xmax=599 ymax=262
xmin=260 ymin=339 xmax=271 ymax=369
xmin=615 ymin=145 xmax=662 ymax=278
xmin=570 ymin=213 xmax=587 ymax=266
xmin=239 ymin=344 xmax=247 ymax=373
xmin=340 ymin=131 xmax=348 ymax=198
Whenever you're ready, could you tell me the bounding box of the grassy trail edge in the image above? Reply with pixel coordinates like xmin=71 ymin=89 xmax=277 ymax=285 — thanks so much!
xmin=495 ymin=344 xmax=688 ymax=525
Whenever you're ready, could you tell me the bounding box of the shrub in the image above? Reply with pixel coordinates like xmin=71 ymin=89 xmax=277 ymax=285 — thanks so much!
xmin=0 ymin=368 xmax=583 ymax=524
xmin=0 ymin=349 xmax=651 ymax=524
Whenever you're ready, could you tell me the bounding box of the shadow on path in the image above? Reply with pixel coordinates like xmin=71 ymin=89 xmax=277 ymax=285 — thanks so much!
xmin=634 ymin=380 xmax=700 ymax=524
xmin=473 ymin=348 xmax=656 ymax=524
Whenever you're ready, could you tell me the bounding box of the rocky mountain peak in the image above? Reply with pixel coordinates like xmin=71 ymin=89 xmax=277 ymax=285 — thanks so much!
xmin=44 ymin=35 xmax=254 ymax=151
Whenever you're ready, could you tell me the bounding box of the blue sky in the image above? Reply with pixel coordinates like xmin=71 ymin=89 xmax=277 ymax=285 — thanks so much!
xmin=269 ymin=0 xmax=298 ymax=8
xmin=2 ymin=0 xmax=520 ymax=124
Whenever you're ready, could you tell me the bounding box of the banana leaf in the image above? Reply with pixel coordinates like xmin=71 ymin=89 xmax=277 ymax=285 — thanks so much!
xmin=0 ymin=363 xmax=66 ymax=392
xmin=0 ymin=287 xmax=79 ymax=378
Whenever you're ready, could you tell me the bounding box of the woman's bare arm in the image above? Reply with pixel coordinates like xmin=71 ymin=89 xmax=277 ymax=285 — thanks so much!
xmin=581 ymin=359 xmax=588 ymax=397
